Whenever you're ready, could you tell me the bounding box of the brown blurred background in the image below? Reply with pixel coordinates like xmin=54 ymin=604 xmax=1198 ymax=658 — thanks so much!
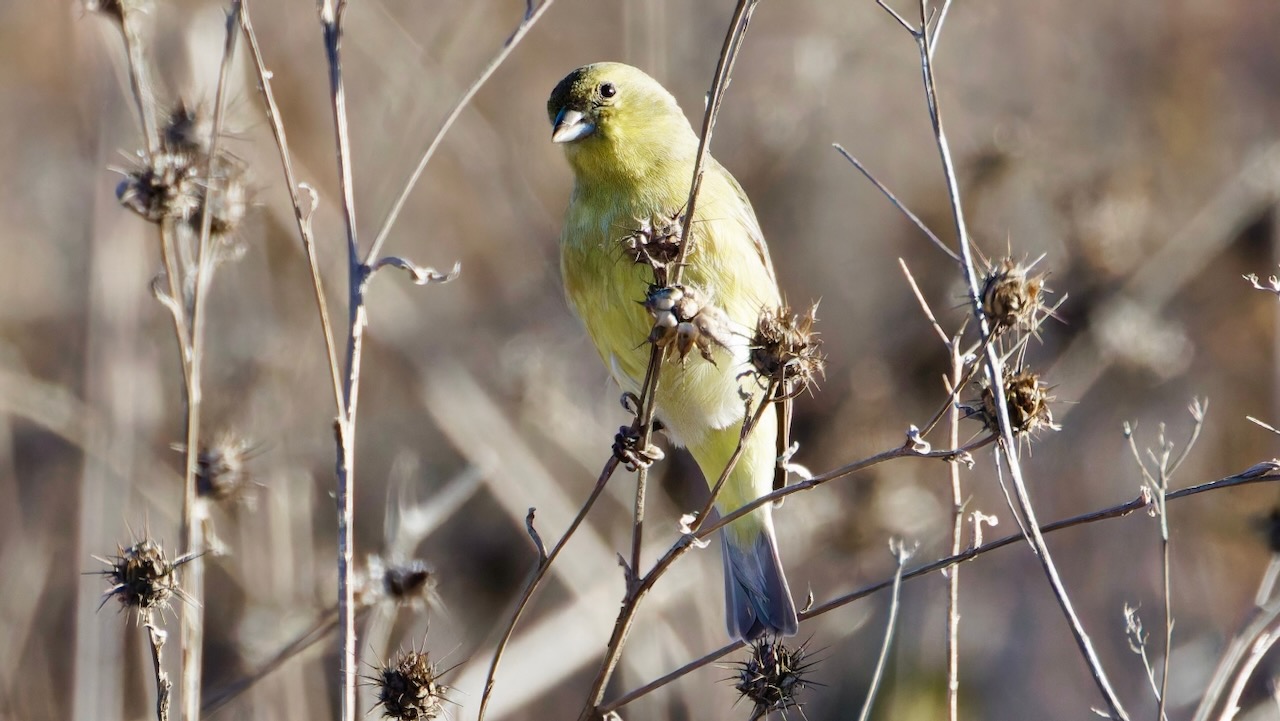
xmin=2 ymin=0 xmax=1279 ymax=719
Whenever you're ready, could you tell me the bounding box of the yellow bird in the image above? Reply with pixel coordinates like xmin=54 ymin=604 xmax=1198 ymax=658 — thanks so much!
xmin=547 ymin=62 xmax=798 ymax=640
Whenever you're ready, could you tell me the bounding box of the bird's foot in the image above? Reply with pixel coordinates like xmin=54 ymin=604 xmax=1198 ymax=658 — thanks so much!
xmin=613 ymin=423 xmax=664 ymax=472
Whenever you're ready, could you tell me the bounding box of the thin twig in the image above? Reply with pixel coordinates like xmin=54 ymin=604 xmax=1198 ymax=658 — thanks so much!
xmin=318 ymin=2 xmax=362 ymax=719
xmin=691 ymin=381 xmax=778 ymax=534
xmin=1126 ymin=400 xmax=1205 ymax=721
xmin=589 ymin=431 xmax=994 ymax=716
xmin=365 ymin=0 xmax=558 ymax=263
xmin=201 ymin=607 xmax=344 ymax=716
xmin=239 ymin=0 xmax=344 ymax=417
xmin=179 ymin=6 xmax=241 ymax=720
xmin=833 ymin=144 xmax=958 ymax=263
xmin=600 ymin=460 xmax=1280 ymax=711
xmin=1221 ymin=618 xmax=1280 ymax=721
xmin=899 ymin=259 xmax=951 ymax=346
xmin=856 ymin=541 xmax=912 ymax=721
xmin=576 ymin=6 xmax=764 ymax=716
xmin=118 ymin=9 xmax=159 ymax=161
xmin=567 ymin=349 xmax=773 ymax=721
xmin=945 ymin=341 xmax=965 ymax=721
xmin=476 ymin=459 xmax=621 ymax=721
xmin=1193 ymin=560 xmax=1280 ymax=721
xmin=145 ymin=616 xmax=172 ymax=721
xmin=670 ymin=0 xmax=760 ymax=280
xmin=888 ymin=0 xmax=1130 ymax=715
xmin=627 ymin=351 xmax=665 ymax=597
xmin=703 ymin=433 xmax=995 ymax=541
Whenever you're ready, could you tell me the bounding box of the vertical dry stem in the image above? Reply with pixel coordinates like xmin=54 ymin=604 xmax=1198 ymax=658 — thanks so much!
xmin=177 ymin=6 xmax=243 ymax=720
xmin=891 ymin=1 xmax=1130 ymax=715
xmin=146 ymin=617 xmax=172 ymax=721
xmin=317 ymin=2 xmax=363 ymax=717
xmin=945 ymin=345 xmax=963 ymax=721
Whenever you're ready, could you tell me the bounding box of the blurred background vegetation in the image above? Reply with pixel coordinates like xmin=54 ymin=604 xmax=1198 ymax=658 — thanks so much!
xmin=2 ymin=0 xmax=1279 ymax=718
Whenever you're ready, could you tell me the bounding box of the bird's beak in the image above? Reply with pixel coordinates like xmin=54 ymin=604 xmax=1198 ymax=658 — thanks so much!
xmin=551 ymin=108 xmax=595 ymax=143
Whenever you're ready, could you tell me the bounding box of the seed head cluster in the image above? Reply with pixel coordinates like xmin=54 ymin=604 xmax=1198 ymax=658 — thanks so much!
xmin=644 ymin=285 xmax=732 ymax=363
xmin=371 ymin=649 xmax=449 ymax=720
xmin=116 ymin=103 xmax=250 ymax=240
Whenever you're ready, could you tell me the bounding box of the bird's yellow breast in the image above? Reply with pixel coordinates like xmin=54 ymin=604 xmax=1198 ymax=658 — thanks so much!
xmin=559 ymin=167 xmax=779 ymax=447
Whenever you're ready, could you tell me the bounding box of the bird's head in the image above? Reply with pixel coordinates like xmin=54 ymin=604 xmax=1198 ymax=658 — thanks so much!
xmin=547 ymin=62 xmax=697 ymax=185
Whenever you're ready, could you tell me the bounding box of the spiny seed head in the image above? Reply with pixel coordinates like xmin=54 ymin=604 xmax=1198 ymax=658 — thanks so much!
xmin=751 ymin=304 xmax=824 ymax=398
xmin=117 ymin=151 xmax=202 ymax=225
xmin=194 ymin=432 xmax=256 ymax=504
xmin=371 ymin=649 xmax=448 ymax=720
xmin=643 ymin=285 xmax=731 ymax=363
xmin=623 ymin=211 xmax=685 ymax=274
xmin=976 ymin=368 xmax=1060 ymax=436
xmin=96 ymin=539 xmax=188 ymax=614
xmin=730 ymin=638 xmax=815 ymax=720
xmin=117 ymin=102 xmax=252 ymax=240
xmin=980 ymin=257 xmax=1049 ymax=333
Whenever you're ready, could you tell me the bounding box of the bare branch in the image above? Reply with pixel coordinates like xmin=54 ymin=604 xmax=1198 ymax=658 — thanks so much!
xmin=366 ymin=0 xmax=560 ymax=263
xmin=603 ymin=460 xmax=1280 ymax=711
xmin=856 ymin=541 xmax=913 ymax=721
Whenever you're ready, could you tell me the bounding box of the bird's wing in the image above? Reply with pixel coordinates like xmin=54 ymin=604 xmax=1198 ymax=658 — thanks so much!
xmin=710 ymin=158 xmax=778 ymax=287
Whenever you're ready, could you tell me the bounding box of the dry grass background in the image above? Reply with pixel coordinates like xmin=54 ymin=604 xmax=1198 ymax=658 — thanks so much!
xmin=2 ymin=0 xmax=1280 ymax=719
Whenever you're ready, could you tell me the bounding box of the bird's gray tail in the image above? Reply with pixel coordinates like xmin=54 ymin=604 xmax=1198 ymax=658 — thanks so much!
xmin=722 ymin=517 xmax=798 ymax=641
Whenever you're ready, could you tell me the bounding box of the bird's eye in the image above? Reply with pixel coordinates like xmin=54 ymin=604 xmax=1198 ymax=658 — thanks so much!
xmin=599 ymin=82 xmax=617 ymax=98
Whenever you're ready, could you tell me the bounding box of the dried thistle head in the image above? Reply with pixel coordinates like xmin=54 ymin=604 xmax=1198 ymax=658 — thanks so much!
xmin=751 ymin=303 xmax=824 ymax=397
xmin=370 ymin=648 xmax=449 ymax=720
xmin=975 ymin=368 xmax=1060 ymax=437
xmin=192 ymin=432 xmax=257 ymax=504
xmin=730 ymin=638 xmax=816 ymax=720
xmin=980 ymin=257 xmax=1049 ymax=333
xmin=94 ymin=539 xmax=193 ymax=616
xmin=623 ymin=211 xmax=685 ymax=276
xmin=117 ymin=102 xmax=252 ymax=241
xmin=643 ymin=285 xmax=732 ymax=364
xmin=117 ymin=151 xmax=203 ymax=225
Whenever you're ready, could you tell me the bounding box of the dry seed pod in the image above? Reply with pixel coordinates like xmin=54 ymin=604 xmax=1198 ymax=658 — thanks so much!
xmin=95 ymin=539 xmax=192 ymax=615
xmin=977 ymin=368 xmax=1060 ymax=436
xmin=371 ymin=648 xmax=449 ymax=720
xmin=751 ymin=303 xmax=824 ymax=397
xmin=731 ymin=638 xmax=816 ymax=720
xmin=980 ymin=257 xmax=1048 ymax=333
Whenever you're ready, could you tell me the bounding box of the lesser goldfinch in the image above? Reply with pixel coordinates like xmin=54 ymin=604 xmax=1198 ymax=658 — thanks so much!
xmin=548 ymin=62 xmax=798 ymax=640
